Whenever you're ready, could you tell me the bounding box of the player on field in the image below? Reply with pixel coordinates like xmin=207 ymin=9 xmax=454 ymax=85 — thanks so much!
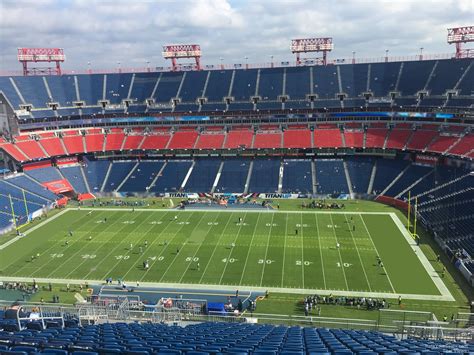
xmin=144 ymin=240 xmax=148 ymax=247
xmin=336 ymin=242 xmax=340 ymax=249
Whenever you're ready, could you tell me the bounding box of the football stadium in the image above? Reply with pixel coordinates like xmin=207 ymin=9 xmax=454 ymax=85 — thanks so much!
xmin=0 ymin=2 xmax=473 ymax=352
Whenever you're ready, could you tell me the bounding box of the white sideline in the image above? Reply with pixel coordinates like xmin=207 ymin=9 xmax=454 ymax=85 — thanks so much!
xmin=0 ymin=208 xmax=455 ymax=302
xmin=0 ymin=276 xmax=456 ymax=301
xmin=78 ymin=207 xmax=393 ymax=215
xmin=389 ymin=213 xmax=454 ymax=302
xmin=0 ymin=208 xmax=69 ymax=250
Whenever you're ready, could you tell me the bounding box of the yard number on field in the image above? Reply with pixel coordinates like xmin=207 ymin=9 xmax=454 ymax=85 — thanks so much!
xmin=115 ymin=255 xmax=130 ymax=260
xmin=222 ymin=258 xmax=237 ymax=263
xmin=81 ymin=254 xmax=96 ymax=259
xmin=50 ymin=253 xmax=64 ymax=258
xmin=296 ymin=260 xmax=313 ymax=266
xmin=258 ymin=259 xmax=275 ymax=264
xmin=337 ymin=262 xmax=352 ymax=268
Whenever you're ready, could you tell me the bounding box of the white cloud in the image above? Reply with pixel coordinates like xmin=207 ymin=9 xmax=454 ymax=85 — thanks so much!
xmin=0 ymin=0 xmax=472 ymax=73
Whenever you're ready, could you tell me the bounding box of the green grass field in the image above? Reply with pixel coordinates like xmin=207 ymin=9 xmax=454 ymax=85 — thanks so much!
xmin=0 ymin=207 xmax=450 ymax=301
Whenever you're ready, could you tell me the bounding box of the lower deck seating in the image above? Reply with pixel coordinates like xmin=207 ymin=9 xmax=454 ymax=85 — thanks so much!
xmin=119 ymin=161 xmax=165 ymax=192
xmin=248 ymin=159 xmax=280 ymax=192
xmin=59 ymin=165 xmax=89 ymax=194
xmin=149 ymin=161 xmax=193 ymax=192
xmin=315 ymin=159 xmax=348 ymax=195
xmin=183 ymin=159 xmax=221 ymax=192
xmin=0 ymin=321 xmax=469 ymax=354
xmin=282 ymin=160 xmax=313 ymax=193
xmin=215 ymin=159 xmax=250 ymax=193
xmin=345 ymin=157 xmax=374 ymax=194
xmin=83 ymin=158 xmax=111 ymax=192
xmin=102 ymin=162 xmax=136 ymax=191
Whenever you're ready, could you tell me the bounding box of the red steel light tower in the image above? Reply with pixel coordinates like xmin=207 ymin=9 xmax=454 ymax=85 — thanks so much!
xmin=162 ymin=44 xmax=202 ymax=71
xmin=291 ymin=37 xmax=333 ymax=65
xmin=17 ymin=48 xmax=65 ymax=76
xmin=447 ymin=26 xmax=474 ymax=58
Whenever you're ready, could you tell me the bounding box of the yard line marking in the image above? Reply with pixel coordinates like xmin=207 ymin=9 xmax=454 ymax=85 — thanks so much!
xmin=0 ymin=208 xmax=70 ymax=250
xmin=64 ymin=211 xmax=155 ymax=279
xmin=92 ymin=212 xmax=164 ymax=281
xmin=218 ymin=213 xmax=249 ymax=285
xmin=199 ymin=213 xmax=236 ymax=284
xmin=328 ymin=213 xmax=349 ymax=290
xmin=389 ymin=213 xmax=454 ymax=301
xmin=16 ymin=210 xmax=112 ymax=277
xmin=120 ymin=212 xmax=173 ymax=279
xmin=158 ymin=213 xmax=207 ymax=283
xmin=238 ymin=213 xmax=262 ymax=286
xmin=177 ymin=213 xmax=221 ymax=283
xmin=359 ymin=214 xmax=396 ymax=293
xmin=80 ymin=207 xmax=394 ymax=215
xmin=300 ymin=213 xmax=305 ymax=289
xmin=314 ymin=213 xmax=327 ymax=289
xmin=344 ymin=213 xmax=372 ymax=292
xmin=140 ymin=212 xmax=197 ymax=282
xmin=280 ymin=212 xmax=288 ymax=287
xmin=259 ymin=212 xmax=275 ymax=287
xmin=0 ymin=209 xmax=84 ymax=273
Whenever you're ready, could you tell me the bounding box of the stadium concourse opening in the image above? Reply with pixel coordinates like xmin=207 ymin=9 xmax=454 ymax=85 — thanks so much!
xmin=0 ymin=25 xmax=473 ymax=349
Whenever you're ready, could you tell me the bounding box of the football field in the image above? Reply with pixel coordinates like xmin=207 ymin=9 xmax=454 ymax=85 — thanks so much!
xmin=0 ymin=208 xmax=453 ymax=301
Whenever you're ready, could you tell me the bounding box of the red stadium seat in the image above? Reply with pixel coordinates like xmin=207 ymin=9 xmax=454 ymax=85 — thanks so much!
xmin=14 ymin=139 xmax=46 ymax=159
xmin=141 ymin=134 xmax=171 ymax=150
xmin=447 ymin=133 xmax=474 ymax=156
xmin=62 ymin=132 xmax=84 ymax=155
xmin=0 ymin=141 xmax=28 ymax=161
xmin=426 ymin=135 xmax=460 ymax=154
xmin=122 ymin=135 xmax=144 ymax=150
xmin=85 ymin=130 xmax=105 ymax=153
xmin=314 ymin=128 xmax=343 ymax=148
xmin=385 ymin=128 xmax=412 ymax=149
xmin=39 ymin=136 xmax=66 ymax=157
xmin=253 ymin=131 xmax=282 ymax=148
xmin=224 ymin=129 xmax=253 ymax=149
xmin=365 ymin=128 xmax=388 ymax=148
xmin=168 ymin=131 xmax=199 ymax=149
xmin=406 ymin=129 xmax=438 ymax=151
xmin=343 ymin=130 xmax=364 ymax=148
xmin=283 ymin=129 xmax=311 ymax=148
xmin=196 ymin=133 xmax=225 ymax=149
xmin=105 ymin=131 xmax=126 ymax=151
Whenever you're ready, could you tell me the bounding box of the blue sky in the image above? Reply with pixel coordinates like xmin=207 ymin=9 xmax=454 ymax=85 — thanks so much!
xmin=0 ymin=0 xmax=472 ymax=72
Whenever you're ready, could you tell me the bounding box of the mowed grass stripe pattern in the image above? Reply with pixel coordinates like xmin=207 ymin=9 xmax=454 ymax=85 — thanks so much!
xmin=0 ymin=210 xmax=439 ymax=295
